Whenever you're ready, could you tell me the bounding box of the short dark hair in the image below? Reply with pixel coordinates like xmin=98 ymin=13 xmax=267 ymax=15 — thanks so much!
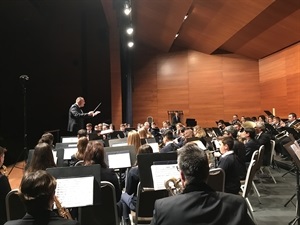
xmin=178 ymin=143 xmax=209 ymax=184
xmin=289 ymin=113 xmax=297 ymax=119
xmin=162 ymin=130 xmax=174 ymax=141
xmin=244 ymin=127 xmax=256 ymax=139
xmin=20 ymin=170 xmax=56 ymax=212
xmin=220 ymin=136 xmax=234 ymax=150
xmin=77 ymin=129 xmax=87 ymax=137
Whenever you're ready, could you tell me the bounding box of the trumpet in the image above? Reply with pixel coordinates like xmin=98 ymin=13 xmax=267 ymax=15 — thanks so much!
xmin=54 ymin=196 xmax=73 ymax=220
xmin=164 ymin=177 xmax=183 ymax=196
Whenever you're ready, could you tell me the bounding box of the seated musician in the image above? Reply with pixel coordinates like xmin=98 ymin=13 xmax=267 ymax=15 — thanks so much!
xmin=255 ymin=122 xmax=272 ymax=166
xmin=4 ymin=170 xmax=79 ymax=225
xmin=213 ymin=137 xmax=241 ymax=194
xmin=241 ymin=128 xmax=260 ymax=163
xmin=160 ymin=130 xmax=179 ymax=153
xmin=119 ymin=145 xmax=153 ymax=225
xmin=150 ymin=143 xmax=255 ymax=225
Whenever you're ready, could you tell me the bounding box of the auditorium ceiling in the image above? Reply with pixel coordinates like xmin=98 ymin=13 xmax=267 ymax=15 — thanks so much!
xmin=1 ymin=0 xmax=299 ymax=60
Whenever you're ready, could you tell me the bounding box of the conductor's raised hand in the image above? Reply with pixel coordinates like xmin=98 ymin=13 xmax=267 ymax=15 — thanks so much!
xmin=93 ymin=111 xmax=101 ymax=117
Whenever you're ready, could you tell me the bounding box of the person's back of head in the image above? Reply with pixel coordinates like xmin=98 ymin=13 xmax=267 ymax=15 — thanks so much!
xmin=127 ymin=130 xmax=141 ymax=153
xmin=244 ymin=127 xmax=256 ymax=139
xmin=27 ymin=143 xmax=56 ymax=172
xmin=162 ymin=130 xmax=174 ymax=142
xmin=177 ymin=143 xmax=209 ymax=185
xmin=76 ymin=136 xmax=89 ymax=160
xmin=77 ymin=129 xmax=87 ymax=138
xmin=83 ymin=141 xmax=107 ymax=168
xmin=38 ymin=133 xmax=54 ymax=146
xmin=20 ymin=170 xmax=56 ymax=213
xmin=134 ymin=144 xmax=153 ymax=166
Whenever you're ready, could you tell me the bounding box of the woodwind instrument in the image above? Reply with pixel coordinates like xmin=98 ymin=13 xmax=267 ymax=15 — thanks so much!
xmin=164 ymin=177 xmax=183 ymax=196
xmin=54 ymin=196 xmax=73 ymax=220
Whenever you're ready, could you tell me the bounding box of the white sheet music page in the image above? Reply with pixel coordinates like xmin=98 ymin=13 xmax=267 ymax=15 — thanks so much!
xmin=55 ymin=176 xmax=93 ymax=208
xmin=151 ymin=164 xmax=178 ymax=190
xmin=291 ymin=143 xmax=300 ymax=161
xmin=63 ymin=148 xmax=78 ymax=160
xmin=108 ymin=152 xmax=131 ymax=168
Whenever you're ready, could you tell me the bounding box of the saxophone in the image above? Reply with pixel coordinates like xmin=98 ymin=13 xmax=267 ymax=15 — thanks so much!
xmin=164 ymin=177 xmax=183 ymax=196
xmin=54 ymin=196 xmax=73 ymax=220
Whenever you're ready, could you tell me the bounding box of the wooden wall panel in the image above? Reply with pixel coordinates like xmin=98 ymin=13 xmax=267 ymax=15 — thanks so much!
xmin=259 ymin=43 xmax=300 ymax=119
xmin=133 ymin=48 xmax=261 ymax=128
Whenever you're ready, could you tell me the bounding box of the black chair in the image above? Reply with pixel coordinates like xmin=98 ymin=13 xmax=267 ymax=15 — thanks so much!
xmin=78 ymin=181 xmax=119 ymax=225
xmin=207 ymin=168 xmax=225 ymax=192
xmin=131 ymin=182 xmax=168 ymax=225
xmin=6 ymin=189 xmax=26 ymax=220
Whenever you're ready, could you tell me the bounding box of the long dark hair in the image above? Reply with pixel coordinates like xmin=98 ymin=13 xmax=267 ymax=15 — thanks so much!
xmin=83 ymin=141 xmax=108 ymax=168
xmin=27 ymin=143 xmax=56 ymax=172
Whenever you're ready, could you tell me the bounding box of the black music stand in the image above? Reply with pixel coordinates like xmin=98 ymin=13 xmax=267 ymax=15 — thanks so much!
xmin=8 ymin=75 xmax=29 ymax=176
xmin=283 ymin=141 xmax=300 ymax=225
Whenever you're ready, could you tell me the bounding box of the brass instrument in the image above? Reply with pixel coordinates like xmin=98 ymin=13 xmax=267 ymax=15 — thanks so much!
xmin=293 ymin=122 xmax=300 ymax=132
xmin=164 ymin=177 xmax=183 ymax=196
xmin=0 ymin=165 xmax=7 ymax=176
xmin=54 ymin=196 xmax=73 ymax=220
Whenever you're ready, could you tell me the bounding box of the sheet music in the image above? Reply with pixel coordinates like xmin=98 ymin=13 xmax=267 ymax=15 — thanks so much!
xmin=63 ymin=148 xmax=78 ymax=160
xmin=151 ymin=164 xmax=179 ymax=190
xmin=111 ymin=143 xmax=128 ymax=147
xmin=52 ymin=151 xmax=58 ymax=165
xmin=108 ymin=152 xmax=131 ymax=168
xmin=148 ymin=143 xmax=159 ymax=153
xmin=61 ymin=137 xmax=78 ymax=143
xmin=191 ymin=140 xmax=206 ymax=150
xmin=55 ymin=176 xmax=93 ymax=208
xmin=291 ymin=144 xmax=300 ymax=161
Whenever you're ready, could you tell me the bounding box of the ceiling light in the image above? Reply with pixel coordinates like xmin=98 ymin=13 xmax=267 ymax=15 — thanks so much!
xmin=184 ymin=15 xmax=188 ymax=21
xmin=174 ymin=33 xmax=179 ymax=39
xmin=126 ymin=27 xmax=133 ymax=35
xmin=124 ymin=4 xmax=131 ymax=15
xmin=128 ymin=41 xmax=134 ymax=48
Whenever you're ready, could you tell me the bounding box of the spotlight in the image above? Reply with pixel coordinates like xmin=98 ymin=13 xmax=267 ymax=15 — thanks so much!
xmin=128 ymin=41 xmax=134 ymax=48
xmin=124 ymin=4 xmax=131 ymax=15
xmin=126 ymin=27 xmax=133 ymax=35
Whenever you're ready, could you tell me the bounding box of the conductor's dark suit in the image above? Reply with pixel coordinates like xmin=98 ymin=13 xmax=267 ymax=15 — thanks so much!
xmin=150 ymin=182 xmax=254 ymax=225
xmin=67 ymin=103 xmax=90 ymax=133
xmin=4 ymin=211 xmax=80 ymax=225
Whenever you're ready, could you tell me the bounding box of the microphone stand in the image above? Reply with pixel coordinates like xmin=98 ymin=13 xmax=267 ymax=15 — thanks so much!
xmin=7 ymin=75 xmax=29 ymax=176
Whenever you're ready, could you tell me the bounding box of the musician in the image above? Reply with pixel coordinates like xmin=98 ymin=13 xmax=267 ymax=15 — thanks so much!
xmin=85 ymin=123 xmax=93 ymax=134
xmin=223 ymin=127 xmax=246 ymax=180
xmin=160 ymin=130 xmax=179 ymax=153
xmin=255 ymin=122 xmax=272 ymax=166
xmin=150 ymin=143 xmax=255 ymax=225
xmin=285 ymin=113 xmax=298 ymax=127
xmin=231 ymin=114 xmax=240 ymax=125
xmin=120 ymin=145 xmax=153 ymax=225
xmin=273 ymin=116 xmax=284 ymax=129
xmin=0 ymin=147 xmax=11 ymax=225
xmin=241 ymin=127 xmax=260 ymax=163
xmin=67 ymin=97 xmax=100 ymax=134
xmin=217 ymin=120 xmax=226 ymax=133
xmin=4 ymin=170 xmax=79 ymax=225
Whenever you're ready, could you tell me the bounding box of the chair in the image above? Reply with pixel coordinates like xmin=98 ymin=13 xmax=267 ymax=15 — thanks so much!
xmin=78 ymin=181 xmax=119 ymax=225
xmin=131 ymin=182 xmax=168 ymax=225
xmin=207 ymin=168 xmax=225 ymax=192
xmin=260 ymin=140 xmax=277 ymax=183
xmin=6 ymin=189 xmax=26 ymax=220
xmin=241 ymin=150 xmax=259 ymax=218
xmin=251 ymin=145 xmax=265 ymax=198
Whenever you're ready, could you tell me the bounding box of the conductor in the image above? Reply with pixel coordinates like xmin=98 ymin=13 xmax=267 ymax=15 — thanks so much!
xmin=67 ymin=97 xmax=100 ymax=134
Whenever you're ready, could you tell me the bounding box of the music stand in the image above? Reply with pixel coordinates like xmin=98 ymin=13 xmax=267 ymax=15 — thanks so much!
xmin=283 ymin=141 xmax=300 ymax=225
